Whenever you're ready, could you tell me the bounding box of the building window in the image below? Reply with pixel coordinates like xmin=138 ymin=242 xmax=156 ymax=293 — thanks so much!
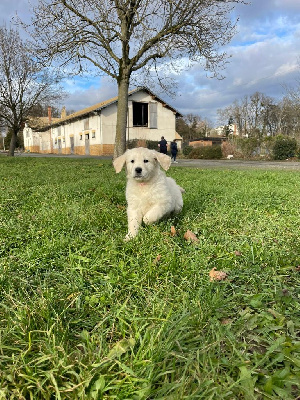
xmin=149 ymin=102 xmax=157 ymax=129
xmin=83 ymin=118 xmax=89 ymax=130
xmin=80 ymin=134 xmax=82 ymax=140
xmin=133 ymin=102 xmax=148 ymax=127
xmin=92 ymin=131 xmax=96 ymax=138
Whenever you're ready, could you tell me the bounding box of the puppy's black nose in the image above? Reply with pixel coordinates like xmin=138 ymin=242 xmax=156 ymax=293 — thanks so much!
xmin=135 ymin=167 xmax=142 ymax=174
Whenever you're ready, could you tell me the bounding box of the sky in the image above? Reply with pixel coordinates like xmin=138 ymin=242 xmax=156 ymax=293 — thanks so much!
xmin=1 ymin=0 xmax=300 ymax=127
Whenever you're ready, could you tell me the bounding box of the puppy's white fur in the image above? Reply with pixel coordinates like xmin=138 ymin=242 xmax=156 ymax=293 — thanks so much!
xmin=113 ymin=147 xmax=184 ymax=240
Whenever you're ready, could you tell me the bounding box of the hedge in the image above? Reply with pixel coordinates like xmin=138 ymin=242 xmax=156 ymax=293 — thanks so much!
xmin=189 ymin=145 xmax=222 ymax=159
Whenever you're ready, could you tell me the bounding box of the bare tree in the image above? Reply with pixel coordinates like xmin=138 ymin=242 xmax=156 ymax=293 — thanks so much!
xmin=0 ymin=26 xmax=63 ymax=156
xmin=28 ymin=0 xmax=246 ymax=157
xmin=218 ymin=100 xmax=244 ymax=135
xmin=280 ymin=96 xmax=300 ymax=138
xmin=180 ymin=113 xmax=211 ymax=141
xmin=218 ymin=92 xmax=281 ymax=138
xmin=282 ymin=64 xmax=300 ymax=138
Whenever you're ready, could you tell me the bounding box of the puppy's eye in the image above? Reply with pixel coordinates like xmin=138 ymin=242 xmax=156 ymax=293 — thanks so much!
xmin=131 ymin=160 xmax=134 ymax=163
xmin=144 ymin=159 xmax=149 ymax=163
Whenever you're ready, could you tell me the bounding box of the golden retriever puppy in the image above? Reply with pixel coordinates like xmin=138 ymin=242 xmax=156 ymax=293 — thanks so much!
xmin=113 ymin=147 xmax=184 ymax=240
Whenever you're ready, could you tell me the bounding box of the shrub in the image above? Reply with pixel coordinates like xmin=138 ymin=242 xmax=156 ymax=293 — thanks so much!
xmin=127 ymin=139 xmax=139 ymax=149
xmin=182 ymin=145 xmax=193 ymax=156
xmin=261 ymin=136 xmax=276 ymax=158
xmin=127 ymin=140 xmax=160 ymax=151
xmin=221 ymin=141 xmax=236 ymax=158
xmin=145 ymin=140 xmax=159 ymax=150
xmin=273 ymin=136 xmax=298 ymax=160
xmin=235 ymin=137 xmax=260 ymax=158
xmin=189 ymin=145 xmax=222 ymax=159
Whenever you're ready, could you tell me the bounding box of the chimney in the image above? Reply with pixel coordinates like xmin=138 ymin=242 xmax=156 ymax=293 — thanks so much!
xmin=48 ymin=106 xmax=52 ymax=124
xmin=61 ymin=106 xmax=67 ymax=119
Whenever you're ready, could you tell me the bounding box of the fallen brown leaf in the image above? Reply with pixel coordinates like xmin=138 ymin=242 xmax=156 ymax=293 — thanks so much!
xmin=221 ymin=318 xmax=233 ymax=325
xmin=184 ymin=230 xmax=199 ymax=242
xmin=209 ymin=267 xmax=228 ymax=282
xmin=234 ymin=250 xmax=242 ymax=256
xmin=153 ymin=254 xmax=161 ymax=264
xmin=170 ymin=226 xmax=177 ymax=236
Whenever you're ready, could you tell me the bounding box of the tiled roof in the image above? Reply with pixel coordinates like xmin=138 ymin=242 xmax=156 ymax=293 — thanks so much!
xmin=29 ymin=86 xmax=182 ymax=131
xmin=27 ymin=116 xmax=61 ymax=130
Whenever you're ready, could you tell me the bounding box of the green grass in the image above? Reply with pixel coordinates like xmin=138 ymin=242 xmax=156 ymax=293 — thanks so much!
xmin=0 ymin=157 xmax=299 ymax=399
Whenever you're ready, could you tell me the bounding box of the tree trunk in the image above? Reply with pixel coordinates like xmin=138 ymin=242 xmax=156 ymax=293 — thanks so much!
xmin=8 ymin=130 xmax=17 ymax=157
xmin=114 ymin=75 xmax=130 ymax=158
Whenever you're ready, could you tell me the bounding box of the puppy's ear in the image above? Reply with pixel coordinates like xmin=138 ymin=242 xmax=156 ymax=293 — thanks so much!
xmin=155 ymin=151 xmax=171 ymax=171
xmin=113 ymin=153 xmax=127 ymax=173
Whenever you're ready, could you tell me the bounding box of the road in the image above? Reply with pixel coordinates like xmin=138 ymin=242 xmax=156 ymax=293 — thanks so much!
xmin=172 ymin=158 xmax=300 ymax=170
xmin=4 ymin=152 xmax=300 ymax=170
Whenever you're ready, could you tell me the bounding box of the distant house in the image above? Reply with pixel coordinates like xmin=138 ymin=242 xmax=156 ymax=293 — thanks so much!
xmin=23 ymin=87 xmax=183 ymax=156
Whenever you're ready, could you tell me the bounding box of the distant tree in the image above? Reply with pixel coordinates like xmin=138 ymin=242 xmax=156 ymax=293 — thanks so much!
xmin=185 ymin=114 xmax=201 ymax=140
xmin=282 ymin=64 xmax=300 ymax=139
xmin=197 ymin=118 xmax=212 ymax=138
xmin=280 ymin=96 xmax=300 ymax=138
xmin=223 ymin=115 xmax=234 ymax=137
xmin=218 ymin=92 xmax=281 ymax=138
xmin=29 ymin=0 xmax=246 ymax=157
xmin=177 ymin=114 xmax=211 ymax=141
xmin=29 ymin=104 xmax=61 ymax=119
xmin=218 ymin=100 xmax=244 ymax=135
xmin=176 ymin=117 xmax=189 ymax=139
xmin=0 ymin=26 xmax=63 ymax=156
xmin=261 ymin=100 xmax=281 ymax=137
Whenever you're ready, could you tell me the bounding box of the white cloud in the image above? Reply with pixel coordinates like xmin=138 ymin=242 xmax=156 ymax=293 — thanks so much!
xmin=60 ymin=76 xmax=117 ymax=112
xmin=274 ymin=63 xmax=298 ymax=77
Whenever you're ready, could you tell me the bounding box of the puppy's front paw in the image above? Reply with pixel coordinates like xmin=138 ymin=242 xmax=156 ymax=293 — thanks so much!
xmin=124 ymin=232 xmax=135 ymax=242
xmin=124 ymin=234 xmax=131 ymax=242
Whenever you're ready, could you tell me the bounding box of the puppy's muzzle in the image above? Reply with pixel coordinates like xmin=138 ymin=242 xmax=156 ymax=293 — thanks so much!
xmin=135 ymin=167 xmax=143 ymax=177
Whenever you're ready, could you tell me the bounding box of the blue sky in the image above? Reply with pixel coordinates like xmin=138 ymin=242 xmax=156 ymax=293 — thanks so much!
xmin=1 ymin=0 xmax=300 ymax=126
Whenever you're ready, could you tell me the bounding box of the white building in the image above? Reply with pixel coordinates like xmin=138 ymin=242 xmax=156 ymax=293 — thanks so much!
xmin=214 ymin=124 xmax=239 ymax=137
xmin=24 ymin=87 xmax=182 ymax=155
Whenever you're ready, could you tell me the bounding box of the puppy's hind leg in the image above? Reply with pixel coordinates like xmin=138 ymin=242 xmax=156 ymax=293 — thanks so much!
xmin=125 ymin=209 xmax=143 ymax=241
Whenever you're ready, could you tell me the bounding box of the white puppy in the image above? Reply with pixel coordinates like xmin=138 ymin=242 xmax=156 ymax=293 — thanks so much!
xmin=113 ymin=147 xmax=184 ymax=240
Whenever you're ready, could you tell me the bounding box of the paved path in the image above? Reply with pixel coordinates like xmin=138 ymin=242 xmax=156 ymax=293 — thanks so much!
xmin=6 ymin=152 xmax=300 ymax=170
xmin=171 ymin=159 xmax=300 ymax=170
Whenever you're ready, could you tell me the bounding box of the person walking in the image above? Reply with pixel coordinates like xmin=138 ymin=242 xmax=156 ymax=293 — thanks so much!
xmin=170 ymin=139 xmax=178 ymax=163
xmin=158 ymin=136 xmax=168 ymax=154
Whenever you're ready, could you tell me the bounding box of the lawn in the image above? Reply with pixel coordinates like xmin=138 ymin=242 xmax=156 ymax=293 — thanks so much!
xmin=0 ymin=156 xmax=299 ymax=399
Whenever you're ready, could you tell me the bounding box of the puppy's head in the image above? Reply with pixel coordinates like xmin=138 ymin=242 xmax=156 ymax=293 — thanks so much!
xmin=113 ymin=147 xmax=171 ymax=181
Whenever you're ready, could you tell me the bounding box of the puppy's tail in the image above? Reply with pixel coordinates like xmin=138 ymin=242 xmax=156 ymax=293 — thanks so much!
xmin=179 ymin=186 xmax=185 ymax=193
